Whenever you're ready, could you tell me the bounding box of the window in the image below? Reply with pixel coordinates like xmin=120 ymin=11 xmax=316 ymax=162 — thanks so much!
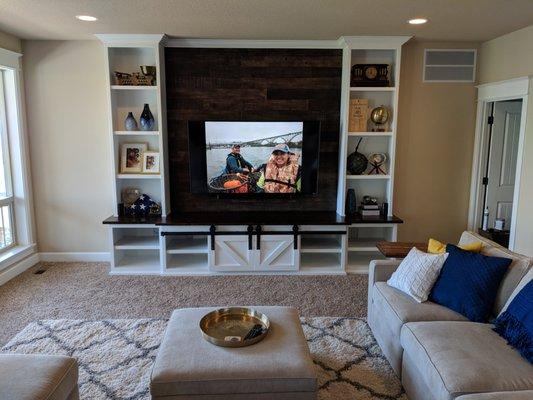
xmin=0 ymin=70 xmax=15 ymax=251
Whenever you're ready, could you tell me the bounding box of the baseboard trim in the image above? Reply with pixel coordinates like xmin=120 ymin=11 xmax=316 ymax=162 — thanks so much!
xmin=0 ymin=252 xmax=40 ymax=286
xmin=39 ymin=252 xmax=111 ymax=262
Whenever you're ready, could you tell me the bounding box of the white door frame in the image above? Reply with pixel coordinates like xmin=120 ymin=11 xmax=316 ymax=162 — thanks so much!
xmin=468 ymin=76 xmax=530 ymax=250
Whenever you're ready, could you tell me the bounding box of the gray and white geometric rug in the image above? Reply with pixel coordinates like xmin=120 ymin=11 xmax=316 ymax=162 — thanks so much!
xmin=1 ymin=317 xmax=406 ymax=400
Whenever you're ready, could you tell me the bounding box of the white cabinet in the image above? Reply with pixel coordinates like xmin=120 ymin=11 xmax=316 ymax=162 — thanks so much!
xmin=256 ymin=235 xmax=298 ymax=271
xmin=211 ymin=235 xmax=254 ymax=272
xmin=208 ymin=227 xmax=298 ymax=272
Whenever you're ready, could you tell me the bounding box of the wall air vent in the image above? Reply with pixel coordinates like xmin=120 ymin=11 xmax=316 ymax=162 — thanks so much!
xmin=423 ymin=49 xmax=476 ymax=82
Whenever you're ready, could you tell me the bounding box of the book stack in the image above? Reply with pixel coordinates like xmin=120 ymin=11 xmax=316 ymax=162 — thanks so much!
xmin=360 ymin=203 xmax=380 ymax=218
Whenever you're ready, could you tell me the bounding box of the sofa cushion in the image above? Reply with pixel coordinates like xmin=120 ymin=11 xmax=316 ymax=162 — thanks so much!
xmin=400 ymin=321 xmax=533 ymax=400
xmin=430 ymin=244 xmax=512 ymax=322
xmin=459 ymin=231 xmax=532 ymax=315
xmin=370 ymin=282 xmax=467 ymax=375
xmin=0 ymin=354 xmax=78 ymax=400
xmin=456 ymin=391 xmax=533 ymax=400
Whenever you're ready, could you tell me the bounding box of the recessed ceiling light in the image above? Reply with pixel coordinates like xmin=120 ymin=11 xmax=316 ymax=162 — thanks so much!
xmin=76 ymin=15 xmax=98 ymax=22
xmin=408 ymin=18 xmax=428 ymax=25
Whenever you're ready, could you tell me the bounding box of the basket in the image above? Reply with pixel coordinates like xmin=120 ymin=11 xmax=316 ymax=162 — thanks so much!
xmin=208 ymin=174 xmax=248 ymax=193
xmin=114 ymin=71 xmax=155 ymax=86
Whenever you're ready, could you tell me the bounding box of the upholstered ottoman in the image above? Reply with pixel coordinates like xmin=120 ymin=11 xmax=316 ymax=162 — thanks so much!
xmin=150 ymin=306 xmax=317 ymax=399
xmin=0 ymin=354 xmax=79 ymax=400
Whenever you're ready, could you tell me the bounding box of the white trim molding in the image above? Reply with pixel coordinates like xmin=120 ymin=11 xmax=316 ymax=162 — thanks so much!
xmin=468 ymin=76 xmax=530 ymax=250
xmin=95 ymin=34 xmax=166 ymax=47
xmin=165 ymin=38 xmax=340 ymax=48
xmin=0 ymin=47 xmax=22 ymax=70
xmin=39 ymin=252 xmax=111 ymax=262
xmin=0 ymin=248 xmax=39 ymax=286
xmin=477 ymin=77 xmax=529 ymax=101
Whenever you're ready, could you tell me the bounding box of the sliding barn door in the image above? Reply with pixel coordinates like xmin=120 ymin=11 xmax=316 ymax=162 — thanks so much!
xmin=256 ymin=235 xmax=298 ymax=271
xmin=210 ymin=235 xmax=254 ymax=272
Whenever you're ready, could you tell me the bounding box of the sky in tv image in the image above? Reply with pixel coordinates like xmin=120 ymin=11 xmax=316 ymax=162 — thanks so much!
xmin=205 ymin=121 xmax=303 ymax=194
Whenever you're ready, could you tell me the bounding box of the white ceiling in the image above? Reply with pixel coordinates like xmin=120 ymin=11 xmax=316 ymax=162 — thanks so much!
xmin=0 ymin=0 xmax=532 ymax=42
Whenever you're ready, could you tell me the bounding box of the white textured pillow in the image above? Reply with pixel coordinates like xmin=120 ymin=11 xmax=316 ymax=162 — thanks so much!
xmin=387 ymin=247 xmax=449 ymax=303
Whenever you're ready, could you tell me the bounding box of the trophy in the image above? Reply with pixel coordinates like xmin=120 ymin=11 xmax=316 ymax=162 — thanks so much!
xmin=370 ymin=105 xmax=390 ymax=132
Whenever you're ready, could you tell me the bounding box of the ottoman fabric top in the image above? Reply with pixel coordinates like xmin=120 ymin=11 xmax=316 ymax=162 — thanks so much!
xmin=150 ymin=306 xmax=316 ymax=397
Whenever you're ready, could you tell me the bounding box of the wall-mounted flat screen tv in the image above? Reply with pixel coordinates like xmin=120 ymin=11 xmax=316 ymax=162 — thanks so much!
xmin=188 ymin=121 xmax=320 ymax=195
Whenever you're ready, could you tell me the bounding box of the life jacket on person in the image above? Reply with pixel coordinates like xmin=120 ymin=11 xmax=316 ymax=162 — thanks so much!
xmin=225 ymin=153 xmax=249 ymax=174
xmin=262 ymin=153 xmax=301 ymax=193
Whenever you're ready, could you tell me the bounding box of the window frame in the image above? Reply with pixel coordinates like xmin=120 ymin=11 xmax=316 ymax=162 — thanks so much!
xmin=0 ymin=69 xmax=16 ymax=252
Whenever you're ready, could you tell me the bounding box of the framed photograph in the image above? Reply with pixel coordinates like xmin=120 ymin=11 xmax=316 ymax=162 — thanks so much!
xmin=120 ymin=143 xmax=147 ymax=173
xmin=142 ymin=151 xmax=160 ymax=174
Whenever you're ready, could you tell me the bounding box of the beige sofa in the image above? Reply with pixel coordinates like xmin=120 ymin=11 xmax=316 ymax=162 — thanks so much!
xmin=368 ymin=231 xmax=533 ymax=400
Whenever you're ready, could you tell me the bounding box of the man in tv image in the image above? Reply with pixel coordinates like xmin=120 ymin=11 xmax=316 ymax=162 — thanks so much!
xmin=225 ymin=143 xmax=254 ymax=175
xmin=257 ymin=144 xmax=301 ymax=193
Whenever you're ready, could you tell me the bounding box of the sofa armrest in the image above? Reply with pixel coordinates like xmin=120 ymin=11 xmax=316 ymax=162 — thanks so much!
xmin=367 ymin=259 xmax=402 ymax=312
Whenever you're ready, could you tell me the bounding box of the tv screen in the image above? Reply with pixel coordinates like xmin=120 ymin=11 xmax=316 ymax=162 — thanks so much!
xmin=188 ymin=121 xmax=320 ymax=195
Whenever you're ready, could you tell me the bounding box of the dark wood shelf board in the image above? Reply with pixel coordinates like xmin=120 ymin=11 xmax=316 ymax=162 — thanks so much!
xmin=346 ymin=214 xmax=403 ymax=224
xmin=104 ymin=211 xmax=350 ymax=226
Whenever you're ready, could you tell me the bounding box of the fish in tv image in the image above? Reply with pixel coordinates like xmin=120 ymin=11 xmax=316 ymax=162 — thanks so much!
xmin=205 ymin=121 xmax=303 ymax=194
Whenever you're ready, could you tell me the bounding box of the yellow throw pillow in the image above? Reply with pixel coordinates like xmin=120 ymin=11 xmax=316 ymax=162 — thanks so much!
xmin=428 ymin=238 xmax=483 ymax=254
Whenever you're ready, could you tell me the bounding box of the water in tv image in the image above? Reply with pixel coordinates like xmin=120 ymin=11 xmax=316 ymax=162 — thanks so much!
xmin=205 ymin=121 xmax=303 ymax=194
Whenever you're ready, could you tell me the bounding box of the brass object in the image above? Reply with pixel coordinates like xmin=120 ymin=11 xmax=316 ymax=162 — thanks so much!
xmin=370 ymin=106 xmax=390 ymax=131
xmin=199 ymin=307 xmax=270 ymax=348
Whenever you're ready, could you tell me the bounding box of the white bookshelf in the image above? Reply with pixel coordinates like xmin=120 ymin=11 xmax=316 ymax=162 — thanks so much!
xmin=98 ymin=34 xmax=169 ymax=275
xmin=337 ymin=37 xmax=410 ymax=272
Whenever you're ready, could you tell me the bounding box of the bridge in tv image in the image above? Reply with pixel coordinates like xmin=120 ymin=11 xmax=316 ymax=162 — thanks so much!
xmin=206 ymin=131 xmax=303 ymax=149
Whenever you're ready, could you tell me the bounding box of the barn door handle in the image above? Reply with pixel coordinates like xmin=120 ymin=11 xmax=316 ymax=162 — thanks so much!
xmin=247 ymin=225 xmax=254 ymax=250
xmin=256 ymin=225 xmax=262 ymax=250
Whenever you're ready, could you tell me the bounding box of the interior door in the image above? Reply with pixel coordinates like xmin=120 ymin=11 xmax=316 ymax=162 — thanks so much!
xmin=210 ymin=235 xmax=253 ymax=272
xmin=256 ymin=235 xmax=297 ymax=271
xmin=486 ymin=100 xmax=522 ymax=228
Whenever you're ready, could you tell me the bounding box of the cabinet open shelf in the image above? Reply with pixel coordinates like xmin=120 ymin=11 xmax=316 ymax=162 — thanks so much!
xmin=346 ymin=175 xmax=390 ymax=179
xmin=114 ymin=131 xmax=159 ymax=136
xmin=300 ymin=236 xmax=342 ymax=253
xmin=167 ymin=237 xmax=208 ymax=254
xmin=348 ymin=131 xmax=393 ymax=137
xmin=166 ymin=254 xmax=209 ymax=273
xmin=350 ymin=87 xmax=395 ymax=92
xmin=116 ymin=174 xmax=161 ymax=179
xmin=114 ymin=236 xmax=159 ymax=250
xmin=300 ymin=253 xmax=343 ymax=273
xmin=348 ymin=237 xmax=386 ymax=251
xmin=112 ymin=251 xmax=161 ymax=275
xmin=111 ymin=85 xmax=157 ymax=90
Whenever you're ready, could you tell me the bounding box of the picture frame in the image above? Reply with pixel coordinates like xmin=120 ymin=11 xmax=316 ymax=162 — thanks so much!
xmin=142 ymin=151 xmax=160 ymax=174
xmin=120 ymin=143 xmax=147 ymax=173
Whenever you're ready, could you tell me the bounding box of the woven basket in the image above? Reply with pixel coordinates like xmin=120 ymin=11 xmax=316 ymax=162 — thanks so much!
xmin=114 ymin=71 xmax=155 ymax=86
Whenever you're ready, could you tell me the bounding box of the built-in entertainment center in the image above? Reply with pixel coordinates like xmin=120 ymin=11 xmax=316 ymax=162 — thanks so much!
xmin=99 ymin=34 xmax=410 ymax=275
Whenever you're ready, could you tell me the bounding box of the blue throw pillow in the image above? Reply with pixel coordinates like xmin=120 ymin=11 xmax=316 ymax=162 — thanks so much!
xmin=493 ymin=280 xmax=533 ymax=363
xmin=430 ymin=244 xmax=512 ymax=322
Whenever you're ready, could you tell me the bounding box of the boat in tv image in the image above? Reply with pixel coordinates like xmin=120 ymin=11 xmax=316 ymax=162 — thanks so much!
xmin=205 ymin=121 xmax=304 ymax=194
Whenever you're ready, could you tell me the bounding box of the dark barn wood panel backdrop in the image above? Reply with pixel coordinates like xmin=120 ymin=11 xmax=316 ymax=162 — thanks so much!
xmin=165 ymin=48 xmax=342 ymax=212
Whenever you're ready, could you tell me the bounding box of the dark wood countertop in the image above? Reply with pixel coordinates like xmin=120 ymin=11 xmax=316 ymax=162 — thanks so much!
xmin=103 ymin=212 xmax=403 ymax=226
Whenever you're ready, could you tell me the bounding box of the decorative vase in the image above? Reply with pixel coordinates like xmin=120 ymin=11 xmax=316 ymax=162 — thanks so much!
xmin=347 ymin=138 xmax=368 ymax=175
xmin=345 ymin=189 xmax=357 ymax=216
xmin=124 ymin=112 xmax=138 ymax=131
xmin=139 ymin=103 xmax=155 ymax=131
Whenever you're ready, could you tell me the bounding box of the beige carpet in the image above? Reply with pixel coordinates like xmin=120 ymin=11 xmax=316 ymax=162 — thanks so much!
xmin=0 ymin=262 xmax=368 ymax=346
xmin=2 ymin=317 xmax=406 ymax=400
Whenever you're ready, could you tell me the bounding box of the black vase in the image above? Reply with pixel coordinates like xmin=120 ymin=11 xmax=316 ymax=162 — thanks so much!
xmin=345 ymin=189 xmax=357 ymax=216
xmin=347 ymin=138 xmax=368 ymax=175
xmin=140 ymin=103 xmax=155 ymax=131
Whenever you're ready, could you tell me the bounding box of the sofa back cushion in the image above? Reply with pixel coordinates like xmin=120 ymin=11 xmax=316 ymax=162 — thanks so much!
xmin=459 ymin=231 xmax=532 ymax=315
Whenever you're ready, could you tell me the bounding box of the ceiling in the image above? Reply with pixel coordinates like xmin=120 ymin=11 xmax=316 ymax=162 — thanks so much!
xmin=0 ymin=0 xmax=532 ymax=42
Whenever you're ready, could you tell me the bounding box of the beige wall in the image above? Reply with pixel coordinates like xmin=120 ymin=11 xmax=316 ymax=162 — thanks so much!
xmin=395 ymin=41 xmax=479 ymax=244
xmin=0 ymin=29 xmax=21 ymax=53
xmin=23 ymin=40 xmax=113 ymax=253
xmin=477 ymin=25 xmax=533 ymax=256
xmin=22 ymin=39 xmax=480 ymax=253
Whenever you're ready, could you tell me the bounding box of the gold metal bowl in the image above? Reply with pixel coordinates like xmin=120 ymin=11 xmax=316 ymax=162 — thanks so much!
xmin=199 ymin=307 xmax=270 ymax=347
